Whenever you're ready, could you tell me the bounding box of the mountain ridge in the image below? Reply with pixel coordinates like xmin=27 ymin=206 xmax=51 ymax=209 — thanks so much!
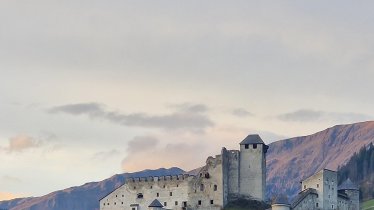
xmin=2 ymin=121 xmax=374 ymax=210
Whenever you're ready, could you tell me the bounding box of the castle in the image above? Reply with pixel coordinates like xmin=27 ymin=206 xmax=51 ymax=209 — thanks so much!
xmin=271 ymin=169 xmax=360 ymax=210
xmin=100 ymin=134 xmax=268 ymax=210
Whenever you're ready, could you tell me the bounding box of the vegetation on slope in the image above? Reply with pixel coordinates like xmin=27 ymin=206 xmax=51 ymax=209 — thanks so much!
xmin=362 ymin=199 xmax=374 ymax=210
xmin=338 ymin=143 xmax=374 ymax=201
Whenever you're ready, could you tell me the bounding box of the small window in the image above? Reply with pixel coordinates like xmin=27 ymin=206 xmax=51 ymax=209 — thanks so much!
xmin=200 ymin=184 xmax=204 ymax=191
xmin=121 ymin=202 xmax=123 ymax=204
xmin=253 ymin=144 xmax=257 ymax=149
xmin=332 ymin=204 xmax=334 ymax=209
xmin=116 ymin=195 xmax=117 ymax=197
xmin=132 ymin=208 xmax=135 ymax=210
xmin=164 ymin=202 xmax=167 ymax=206
xmin=170 ymin=192 xmax=173 ymax=196
xmin=183 ymin=202 xmax=187 ymax=207
xmin=163 ymin=185 xmax=166 ymax=188
xmin=175 ymin=201 xmax=178 ymax=206
xmin=304 ymin=185 xmax=306 ymax=189
xmin=156 ymin=193 xmax=159 ymax=197
xmin=210 ymin=200 xmax=214 ymax=204
xmin=150 ymin=186 xmax=153 ymax=189
xmin=316 ymin=203 xmax=319 ymax=207
xmin=245 ymin=144 xmax=249 ymax=149
xmin=198 ymin=200 xmax=202 ymax=205
xmin=214 ymin=185 xmax=218 ymax=191
xmin=317 ymin=184 xmax=319 ymax=188
xmin=122 ymin=195 xmax=124 ymax=197
xmin=133 ymin=186 xmax=136 ymax=189
xmin=114 ymin=202 xmax=116 ymax=205
xmin=177 ymin=184 xmax=179 ymax=187
xmin=137 ymin=193 xmax=143 ymax=199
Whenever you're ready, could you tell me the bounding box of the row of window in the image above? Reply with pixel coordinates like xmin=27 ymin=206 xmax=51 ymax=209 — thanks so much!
xmin=132 ymin=184 xmax=179 ymax=190
xmin=103 ymin=200 xmax=215 ymax=207
xmin=244 ymin=144 xmax=257 ymax=149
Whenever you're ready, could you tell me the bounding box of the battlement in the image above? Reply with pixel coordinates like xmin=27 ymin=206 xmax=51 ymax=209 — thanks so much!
xmin=125 ymin=174 xmax=192 ymax=184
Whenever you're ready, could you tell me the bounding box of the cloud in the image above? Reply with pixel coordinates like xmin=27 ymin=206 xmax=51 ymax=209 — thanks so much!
xmin=232 ymin=108 xmax=254 ymax=117
xmin=48 ymin=102 xmax=214 ymax=132
xmin=92 ymin=149 xmax=121 ymax=161
xmin=127 ymin=136 xmax=159 ymax=153
xmin=170 ymin=103 xmax=209 ymax=113
xmin=0 ymin=192 xmax=21 ymax=201
xmin=2 ymin=175 xmax=22 ymax=183
xmin=121 ymin=135 xmax=206 ymax=172
xmin=3 ymin=135 xmax=43 ymax=152
xmin=278 ymin=109 xmax=373 ymax=122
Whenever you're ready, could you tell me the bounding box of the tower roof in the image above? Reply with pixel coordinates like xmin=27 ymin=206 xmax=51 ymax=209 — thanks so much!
xmin=272 ymin=194 xmax=289 ymax=205
xmin=240 ymin=134 xmax=265 ymax=145
xmin=149 ymin=199 xmax=163 ymax=207
xmin=338 ymin=178 xmax=359 ymax=190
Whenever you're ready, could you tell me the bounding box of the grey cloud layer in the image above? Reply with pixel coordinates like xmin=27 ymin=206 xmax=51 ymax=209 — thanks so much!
xmin=232 ymin=108 xmax=253 ymax=117
xmin=48 ymin=103 xmax=214 ymax=132
xmin=278 ymin=109 xmax=373 ymax=122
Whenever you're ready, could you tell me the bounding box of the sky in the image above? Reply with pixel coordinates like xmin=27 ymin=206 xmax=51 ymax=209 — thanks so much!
xmin=1 ymin=0 xmax=374 ymax=201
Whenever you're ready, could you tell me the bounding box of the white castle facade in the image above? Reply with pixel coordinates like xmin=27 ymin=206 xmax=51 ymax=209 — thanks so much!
xmin=100 ymin=134 xmax=268 ymax=210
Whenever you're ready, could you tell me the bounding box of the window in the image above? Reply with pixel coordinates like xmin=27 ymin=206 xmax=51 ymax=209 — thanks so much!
xmin=156 ymin=193 xmax=159 ymax=197
xmin=122 ymin=195 xmax=124 ymax=197
xmin=317 ymin=184 xmax=319 ymax=188
xmin=114 ymin=202 xmax=116 ymax=205
xmin=175 ymin=201 xmax=178 ymax=206
xmin=133 ymin=186 xmax=136 ymax=189
xmin=163 ymin=185 xmax=166 ymax=188
xmin=198 ymin=200 xmax=202 ymax=205
xmin=183 ymin=202 xmax=187 ymax=207
xmin=116 ymin=195 xmax=117 ymax=197
xmin=137 ymin=193 xmax=143 ymax=199
xmin=170 ymin=192 xmax=173 ymax=196
xmin=122 ymin=202 xmax=123 ymax=205
xmin=150 ymin=186 xmax=153 ymax=189
xmin=214 ymin=185 xmax=218 ymax=191
xmin=210 ymin=200 xmax=214 ymax=205
xmin=253 ymin=144 xmax=257 ymax=149
xmin=200 ymin=184 xmax=204 ymax=191
xmin=316 ymin=203 xmax=319 ymax=207
xmin=132 ymin=208 xmax=135 ymax=210
xmin=332 ymin=204 xmax=334 ymax=209
xmin=164 ymin=202 xmax=167 ymax=206
xmin=245 ymin=144 xmax=249 ymax=149
xmin=304 ymin=185 xmax=306 ymax=189
xmin=177 ymin=184 xmax=179 ymax=187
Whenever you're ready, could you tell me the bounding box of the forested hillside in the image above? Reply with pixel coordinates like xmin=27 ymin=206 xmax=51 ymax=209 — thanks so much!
xmin=338 ymin=143 xmax=374 ymax=201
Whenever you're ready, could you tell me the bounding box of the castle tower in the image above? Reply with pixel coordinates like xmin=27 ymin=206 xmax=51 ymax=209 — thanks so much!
xmin=239 ymin=134 xmax=268 ymax=200
xmin=338 ymin=178 xmax=359 ymax=210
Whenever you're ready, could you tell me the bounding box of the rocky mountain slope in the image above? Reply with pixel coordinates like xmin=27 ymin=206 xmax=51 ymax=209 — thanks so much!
xmin=2 ymin=121 xmax=374 ymax=210
xmin=266 ymin=121 xmax=374 ymax=199
xmin=0 ymin=167 xmax=184 ymax=210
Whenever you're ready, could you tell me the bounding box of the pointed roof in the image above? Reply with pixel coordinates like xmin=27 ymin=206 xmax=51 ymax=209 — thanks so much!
xmin=273 ymin=194 xmax=289 ymax=205
xmin=338 ymin=178 xmax=359 ymax=190
xmin=149 ymin=199 xmax=163 ymax=207
xmin=240 ymin=134 xmax=265 ymax=145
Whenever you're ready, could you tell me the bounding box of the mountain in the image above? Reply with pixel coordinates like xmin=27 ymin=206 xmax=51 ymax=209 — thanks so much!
xmin=0 ymin=167 xmax=184 ymax=210
xmin=266 ymin=121 xmax=374 ymax=199
xmin=338 ymin=142 xmax=374 ymax=201
xmin=2 ymin=121 xmax=374 ymax=210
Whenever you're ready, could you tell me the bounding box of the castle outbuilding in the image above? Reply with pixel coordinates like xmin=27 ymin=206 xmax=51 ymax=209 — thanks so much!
xmin=100 ymin=134 xmax=268 ymax=210
xmin=272 ymin=169 xmax=360 ymax=210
